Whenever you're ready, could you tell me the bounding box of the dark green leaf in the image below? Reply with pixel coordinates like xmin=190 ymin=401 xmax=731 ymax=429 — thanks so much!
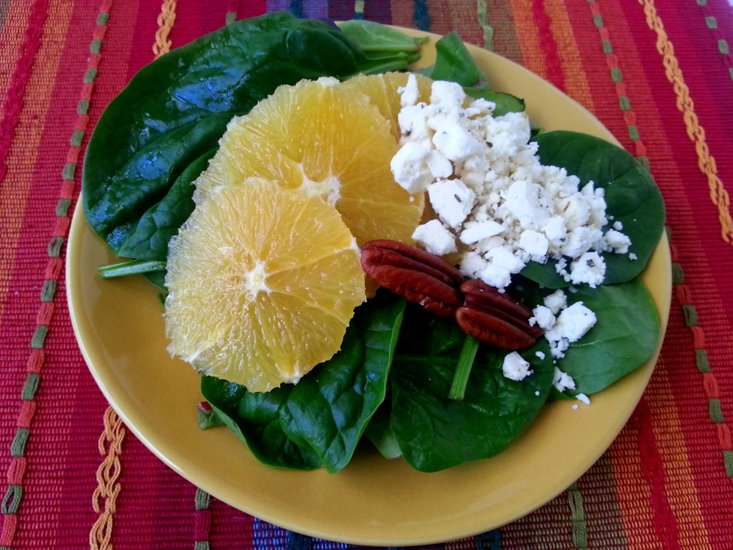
xmin=464 ymin=87 xmax=525 ymax=117
xmin=117 ymin=149 xmax=216 ymax=260
xmin=83 ymin=13 xmax=367 ymax=255
xmin=424 ymin=31 xmax=486 ymax=87
xmin=201 ymin=294 xmax=406 ymax=472
xmin=388 ymin=305 xmax=554 ymax=472
xmin=554 ymin=280 xmax=660 ymax=395
xmin=522 ymin=131 xmax=665 ymax=288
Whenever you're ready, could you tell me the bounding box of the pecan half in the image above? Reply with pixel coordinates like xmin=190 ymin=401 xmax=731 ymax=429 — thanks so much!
xmin=360 ymin=240 xmax=463 ymax=317
xmin=456 ymin=279 xmax=543 ymax=349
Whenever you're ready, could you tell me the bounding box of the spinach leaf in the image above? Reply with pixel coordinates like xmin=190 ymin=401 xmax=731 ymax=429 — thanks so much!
xmin=117 ymin=149 xmax=216 ymax=260
xmin=521 ymin=131 xmax=665 ymax=288
xmin=387 ymin=305 xmax=554 ymax=472
xmin=555 ymin=280 xmax=660 ymax=395
xmin=201 ymin=293 xmax=406 ymax=472
xmin=419 ymin=31 xmax=524 ymax=117
xmin=512 ymin=275 xmax=660 ymax=396
xmin=338 ymin=20 xmax=426 ymax=74
xmin=83 ymin=13 xmax=376 ymax=256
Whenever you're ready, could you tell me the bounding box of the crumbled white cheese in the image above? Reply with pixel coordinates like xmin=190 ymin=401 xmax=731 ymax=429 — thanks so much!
xmin=544 ymin=301 xmax=597 ymax=358
xmin=543 ymin=290 xmax=567 ymax=314
xmin=391 ymin=76 xmax=632 ymax=290
xmin=553 ymin=367 xmax=576 ymax=392
xmin=427 ymin=178 xmax=476 ymax=228
xmin=502 ymin=351 xmax=533 ymax=381
xmin=535 ymin=351 xmax=546 ymax=360
xmin=529 ymin=305 xmax=556 ymax=331
xmin=576 ymin=393 xmax=591 ymax=405
xmin=412 ymin=219 xmax=457 ymax=256
xmin=568 ymin=251 xmax=606 ymax=288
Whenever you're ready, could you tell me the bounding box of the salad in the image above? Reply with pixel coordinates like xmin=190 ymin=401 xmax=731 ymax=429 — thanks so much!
xmin=82 ymin=13 xmax=665 ymax=474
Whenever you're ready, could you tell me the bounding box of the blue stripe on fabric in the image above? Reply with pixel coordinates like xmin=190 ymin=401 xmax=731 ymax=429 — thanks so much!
xmin=302 ymin=0 xmax=329 ymax=19
xmin=475 ymin=529 xmax=502 ymax=549
xmin=413 ymin=0 xmax=431 ymax=30
xmin=289 ymin=0 xmax=304 ymax=17
xmin=266 ymin=0 xmax=290 ymax=13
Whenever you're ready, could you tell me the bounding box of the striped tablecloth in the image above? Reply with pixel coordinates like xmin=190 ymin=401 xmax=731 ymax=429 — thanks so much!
xmin=1 ymin=1 xmax=732 ymax=548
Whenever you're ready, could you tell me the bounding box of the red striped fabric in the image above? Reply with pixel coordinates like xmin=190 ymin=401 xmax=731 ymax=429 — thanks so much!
xmin=0 ymin=0 xmax=731 ymax=548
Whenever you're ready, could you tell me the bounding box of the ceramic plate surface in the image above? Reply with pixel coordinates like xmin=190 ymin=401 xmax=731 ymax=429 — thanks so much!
xmin=67 ymin=28 xmax=671 ymax=546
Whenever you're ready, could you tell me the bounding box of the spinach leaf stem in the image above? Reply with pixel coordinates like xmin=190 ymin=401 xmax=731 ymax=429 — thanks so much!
xmin=448 ymin=334 xmax=480 ymax=400
xmin=97 ymin=259 xmax=166 ymax=279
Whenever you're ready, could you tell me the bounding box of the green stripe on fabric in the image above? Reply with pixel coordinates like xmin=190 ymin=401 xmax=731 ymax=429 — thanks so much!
xmin=10 ymin=429 xmax=30 ymax=458
xmin=194 ymin=543 xmax=210 ymax=550
xmin=602 ymin=39 xmax=613 ymax=53
xmin=90 ymin=39 xmax=102 ymax=54
xmin=567 ymin=484 xmax=589 ymax=549
xmin=354 ymin=0 xmax=364 ymax=17
xmin=70 ymin=130 xmax=85 ymax=147
xmin=21 ymin=373 xmax=40 ymax=401
xmin=195 ymin=488 xmax=210 ymax=510
xmin=84 ymin=67 xmax=97 ymax=83
xmin=476 ymin=0 xmax=494 ymax=51
xmin=41 ymin=279 xmax=57 ymax=302
xmin=77 ymin=98 xmax=90 ymax=115
xmin=225 ymin=11 xmax=236 ymax=25
xmin=48 ymin=236 xmax=65 ymax=257
xmin=628 ymin=125 xmax=640 ymax=141
xmin=1 ymin=485 xmax=22 ymax=515
xmin=718 ymin=40 xmax=730 ymax=55
xmin=709 ymin=399 xmax=724 ymax=423
xmin=637 ymin=156 xmax=650 ymax=169
xmin=682 ymin=304 xmax=697 ymax=326
xmin=592 ymin=13 xmax=603 ymax=28
xmin=96 ymin=11 xmax=109 ymax=25
xmin=671 ymin=263 xmax=684 ymax=284
xmin=619 ymin=96 xmax=631 ymax=111
xmin=695 ymin=349 xmax=711 ymax=372
xmin=56 ymin=198 xmax=72 ymax=216
xmin=31 ymin=325 xmax=49 ymax=349
xmin=696 ymin=0 xmax=707 ymax=5
xmin=610 ymin=67 xmax=623 ymax=82
xmin=62 ymin=162 xmax=76 ymax=180
xmin=723 ymin=450 xmax=733 ymax=477
xmin=705 ymin=16 xmax=717 ymax=29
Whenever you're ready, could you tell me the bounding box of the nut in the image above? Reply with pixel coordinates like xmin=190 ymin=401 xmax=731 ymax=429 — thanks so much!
xmin=456 ymin=279 xmax=543 ymax=349
xmin=360 ymin=240 xmax=463 ymax=317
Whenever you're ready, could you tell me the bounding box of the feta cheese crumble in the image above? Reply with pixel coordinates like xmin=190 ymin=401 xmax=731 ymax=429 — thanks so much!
xmin=502 ymin=351 xmax=533 ymax=381
xmin=531 ymin=290 xmax=598 ymax=359
xmin=392 ymin=75 xmax=632 ymax=291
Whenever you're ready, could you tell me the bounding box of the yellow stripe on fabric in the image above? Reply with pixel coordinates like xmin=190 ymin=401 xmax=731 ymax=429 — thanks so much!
xmin=0 ymin=0 xmax=74 ymax=328
xmin=152 ymin=0 xmax=176 ymax=58
xmin=90 ymin=407 xmax=126 ymax=550
xmin=638 ymin=0 xmax=733 ymax=246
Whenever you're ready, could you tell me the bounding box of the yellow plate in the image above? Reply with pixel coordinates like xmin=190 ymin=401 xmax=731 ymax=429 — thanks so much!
xmin=67 ymin=28 xmax=671 ymax=546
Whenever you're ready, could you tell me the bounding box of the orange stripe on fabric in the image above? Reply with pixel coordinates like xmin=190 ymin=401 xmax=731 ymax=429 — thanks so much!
xmin=425 ymin=0 xmax=482 ymax=45
xmin=507 ymin=0 xmax=550 ymax=82
xmin=544 ymin=0 xmax=595 ymax=116
xmin=0 ymin=0 xmax=74 ymax=323
xmin=0 ymin=1 xmax=32 ymax=119
xmin=638 ymin=0 xmax=733 ymax=246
